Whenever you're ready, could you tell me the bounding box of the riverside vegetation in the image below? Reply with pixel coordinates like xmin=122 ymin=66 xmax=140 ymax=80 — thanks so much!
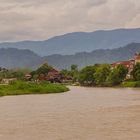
xmin=61 ymin=63 xmax=140 ymax=87
xmin=0 ymin=62 xmax=140 ymax=97
xmin=0 ymin=81 xmax=69 ymax=97
xmin=0 ymin=64 xmax=69 ymax=97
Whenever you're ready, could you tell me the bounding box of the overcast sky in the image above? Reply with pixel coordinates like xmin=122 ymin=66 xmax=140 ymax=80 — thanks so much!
xmin=0 ymin=0 xmax=140 ymax=42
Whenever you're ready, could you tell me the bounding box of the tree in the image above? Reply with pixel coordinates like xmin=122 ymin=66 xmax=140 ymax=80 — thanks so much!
xmin=12 ymin=69 xmax=31 ymax=80
xmin=132 ymin=63 xmax=140 ymax=81
xmin=12 ymin=71 xmax=25 ymax=80
xmin=94 ymin=64 xmax=111 ymax=86
xmin=106 ymin=64 xmax=128 ymax=86
xmin=78 ymin=66 xmax=96 ymax=86
xmin=61 ymin=65 xmax=79 ymax=83
xmin=36 ymin=63 xmax=52 ymax=75
xmin=117 ymin=65 xmax=128 ymax=79
xmin=0 ymin=70 xmax=13 ymax=79
xmin=70 ymin=65 xmax=79 ymax=82
xmin=60 ymin=69 xmax=69 ymax=77
xmin=71 ymin=65 xmax=78 ymax=71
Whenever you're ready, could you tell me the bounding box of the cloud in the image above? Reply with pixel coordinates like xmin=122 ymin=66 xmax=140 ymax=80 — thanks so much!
xmin=0 ymin=0 xmax=139 ymax=42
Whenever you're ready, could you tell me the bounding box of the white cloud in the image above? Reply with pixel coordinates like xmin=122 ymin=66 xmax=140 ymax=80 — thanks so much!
xmin=0 ymin=0 xmax=139 ymax=42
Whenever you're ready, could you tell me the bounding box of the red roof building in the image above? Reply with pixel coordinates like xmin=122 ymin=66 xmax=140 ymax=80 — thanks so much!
xmin=111 ymin=60 xmax=135 ymax=79
xmin=46 ymin=69 xmax=61 ymax=80
xmin=111 ymin=53 xmax=140 ymax=71
xmin=38 ymin=69 xmax=62 ymax=83
xmin=111 ymin=60 xmax=135 ymax=69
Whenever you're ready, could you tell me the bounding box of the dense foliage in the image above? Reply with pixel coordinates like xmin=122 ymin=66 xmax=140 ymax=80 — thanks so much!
xmin=60 ymin=64 xmax=132 ymax=86
xmin=94 ymin=64 xmax=110 ymax=86
xmin=0 ymin=81 xmax=69 ymax=96
xmin=60 ymin=65 xmax=79 ymax=83
xmin=78 ymin=64 xmax=128 ymax=86
xmin=0 ymin=62 xmax=139 ymax=88
xmin=0 ymin=68 xmax=30 ymax=80
xmin=106 ymin=65 xmax=128 ymax=86
xmin=122 ymin=81 xmax=140 ymax=87
xmin=29 ymin=63 xmax=54 ymax=81
xmin=78 ymin=66 xmax=96 ymax=86
xmin=35 ymin=63 xmax=53 ymax=75
xmin=132 ymin=63 xmax=140 ymax=81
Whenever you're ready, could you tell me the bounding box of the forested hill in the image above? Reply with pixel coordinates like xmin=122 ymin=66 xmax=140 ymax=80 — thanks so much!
xmin=0 ymin=28 xmax=140 ymax=56
xmin=0 ymin=43 xmax=140 ymax=69
xmin=0 ymin=48 xmax=42 ymax=69
xmin=45 ymin=43 xmax=140 ymax=69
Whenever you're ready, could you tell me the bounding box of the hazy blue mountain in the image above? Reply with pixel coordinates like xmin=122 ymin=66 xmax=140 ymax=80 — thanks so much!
xmin=0 ymin=43 xmax=140 ymax=69
xmin=0 ymin=48 xmax=42 ymax=69
xmin=45 ymin=43 xmax=140 ymax=69
xmin=0 ymin=28 xmax=140 ymax=56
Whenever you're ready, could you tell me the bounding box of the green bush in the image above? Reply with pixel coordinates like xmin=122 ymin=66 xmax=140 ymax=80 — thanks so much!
xmin=132 ymin=63 xmax=140 ymax=81
xmin=122 ymin=81 xmax=140 ymax=87
xmin=106 ymin=65 xmax=128 ymax=86
xmin=94 ymin=64 xmax=111 ymax=86
xmin=78 ymin=66 xmax=96 ymax=86
xmin=0 ymin=81 xmax=69 ymax=96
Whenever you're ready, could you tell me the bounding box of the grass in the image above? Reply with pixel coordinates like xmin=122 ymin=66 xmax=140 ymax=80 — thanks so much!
xmin=121 ymin=81 xmax=140 ymax=87
xmin=0 ymin=81 xmax=69 ymax=96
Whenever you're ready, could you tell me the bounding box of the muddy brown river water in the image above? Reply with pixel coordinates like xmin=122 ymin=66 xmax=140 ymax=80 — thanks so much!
xmin=0 ymin=86 xmax=140 ymax=140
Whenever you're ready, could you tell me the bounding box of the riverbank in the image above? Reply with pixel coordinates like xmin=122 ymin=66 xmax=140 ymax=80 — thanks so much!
xmin=72 ymin=80 xmax=140 ymax=88
xmin=121 ymin=81 xmax=140 ymax=87
xmin=0 ymin=81 xmax=69 ymax=96
xmin=67 ymin=81 xmax=140 ymax=88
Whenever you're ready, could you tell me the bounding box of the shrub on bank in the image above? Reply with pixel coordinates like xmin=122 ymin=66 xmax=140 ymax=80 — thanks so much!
xmin=121 ymin=81 xmax=140 ymax=87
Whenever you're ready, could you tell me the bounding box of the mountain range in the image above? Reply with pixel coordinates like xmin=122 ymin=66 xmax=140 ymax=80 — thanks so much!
xmin=45 ymin=43 xmax=140 ymax=69
xmin=0 ymin=43 xmax=140 ymax=69
xmin=0 ymin=28 xmax=140 ymax=56
xmin=0 ymin=48 xmax=42 ymax=69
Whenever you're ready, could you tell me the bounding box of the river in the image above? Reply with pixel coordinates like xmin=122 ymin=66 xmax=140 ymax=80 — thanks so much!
xmin=0 ymin=86 xmax=140 ymax=140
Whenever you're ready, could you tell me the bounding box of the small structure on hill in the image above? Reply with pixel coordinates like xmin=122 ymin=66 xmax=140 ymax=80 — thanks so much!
xmin=37 ymin=68 xmax=63 ymax=83
xmin=46 ymin=69 xmax=62 ymax=83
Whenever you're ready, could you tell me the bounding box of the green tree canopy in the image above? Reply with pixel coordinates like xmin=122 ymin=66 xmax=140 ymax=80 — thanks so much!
xmin=78 ymin=66 xmax=96 ymax=86
xmin=132 ymin=63 xmax=140 ymax=81
xmin=36 ymin=63 xmax=53 ymax=75
xmin=71 ymin=64 xmax=78 ymax=71
xmin=106 ymin=64 xmax=128 ymax=86
xmin=94 ymin=64 xmax=111 ymax=86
